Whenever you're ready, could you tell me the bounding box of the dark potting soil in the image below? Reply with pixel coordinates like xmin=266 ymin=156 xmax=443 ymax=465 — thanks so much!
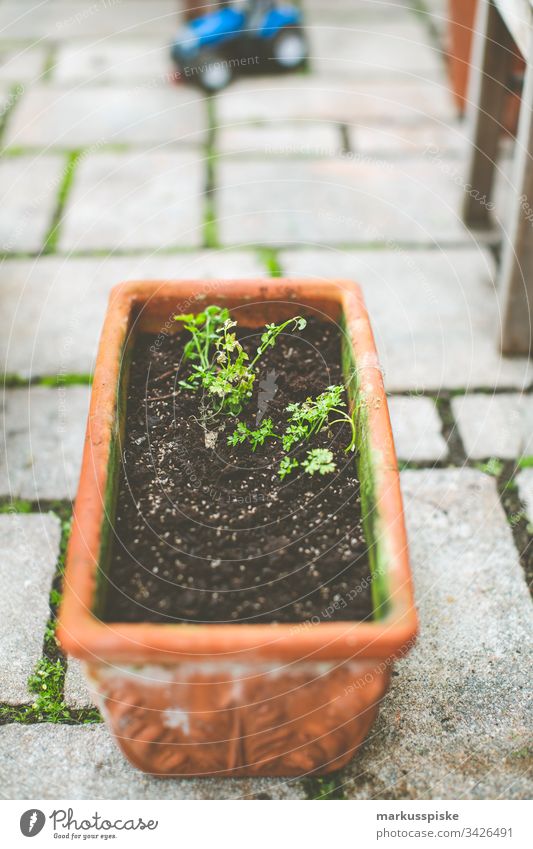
xmin=102 ymin=317 xmax=373 ymax=624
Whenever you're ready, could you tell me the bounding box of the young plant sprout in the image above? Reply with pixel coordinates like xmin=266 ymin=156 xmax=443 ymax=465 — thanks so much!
xmin=175 ymin=307 xmax=306 ymax=417
xmin=228 ymin=384 xmax=357 ymax=479
xmin=252 ymin=317 xmax=307 ymax=363
xmin=206 ymin=317 xmax=255 ymax=415
xmin=176 ymin=309 xmax=356 ymax=476
xmin=175 ymin=305 xmax=230 ymax=390
xmin=278 ymin=450 xmax=336 ymax=480
xmin=282 ymin=385 xmax=357 ymax=453
xmin=226 ymin=417 xmax=278 ymax=451
xmin=302 ymin=448 xmax=337 ymax=476
xmin=278 ymin=456 xmax=300 ymax=480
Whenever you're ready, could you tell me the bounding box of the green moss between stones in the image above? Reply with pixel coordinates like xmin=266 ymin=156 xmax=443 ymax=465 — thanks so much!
xmin=304 ymin=773 xmax=346 ymax=800
xmin=43 ymin=150 xmax=82 ymax=253
xmin=3 ymin=373 xmax=93 ymax=388
xmin=259 ymin=248 xmax=283 ymax=277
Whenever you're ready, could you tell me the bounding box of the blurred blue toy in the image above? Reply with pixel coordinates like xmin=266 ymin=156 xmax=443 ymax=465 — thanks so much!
xmin=171 ymin=1 xmax=308 ymax=92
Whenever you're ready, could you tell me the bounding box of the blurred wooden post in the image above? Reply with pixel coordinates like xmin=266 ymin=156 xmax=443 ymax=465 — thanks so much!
xmin=499 ymin=34 xmax=533 ymax=354
xmin=462 ymin=0 xmax=515 ymax=227
xmin=462 ymin=0 xmax=533 ymax=354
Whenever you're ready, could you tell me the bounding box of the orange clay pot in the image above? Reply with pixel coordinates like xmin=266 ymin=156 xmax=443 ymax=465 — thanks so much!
xmin=58 ymin=279 xmax=417 ymax=778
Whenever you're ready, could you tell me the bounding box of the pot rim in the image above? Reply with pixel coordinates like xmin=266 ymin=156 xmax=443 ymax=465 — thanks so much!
xmin=58 ymin=278 xmax=418 ymax=664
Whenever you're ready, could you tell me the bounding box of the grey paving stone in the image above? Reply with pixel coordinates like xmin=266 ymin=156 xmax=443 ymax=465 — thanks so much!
xmin=0 ymin=386 xmax=89 ymax=501
xmin=60 ymin=150 xmax=205 ymax=251
xmin=0 ymin=46 xmax=47 ymax=83
xmin=0 ymin=253 xmax=266 ymax=377
xmin=517 ymin=469 xmax=533 ymax=522
xmin=64 ymin=659 xmax=96 ymax=709
xmin=242 ymin=118 xmax=465 ymax=160
xmin=0 ymin=724 xmax=307 ymax=799
xmin=421 ymin=0 xmax=448 ymax=11
xmin=217 ymin=157 xmax=468 ymax=247
xmin=344 ymin=469 xmax=533 ymax=799
xmin=218 ymin=122 xmax=344 ymax=157
xmin=452 ymin=393 xmax=533 ymax=460
xmin=279 ymin=248 xmax=533 ymax=391
xmin=417 ymin=0 xmax=449 ymax=42
xmin=216 ymin=77 xmax=456 ymax=127
xmin=0 ymin=2 xmax=180 ymax=40
xmin=0 ymin=155 xmax=65 ymax=253
xmin=388 ymin=395 xmax=447 ymax=462
xmin=52 ymin=39 xmax=172 ymax=85
xmin=0 ymin=513 xmax=61 ymax=703
xmin=308 ymin=19 xmax=443 ymax=79
xmin=5 ymin=85 xmax=207 ymax=149
xmin=217 ymin=120 xmax=468 ymax=161
xmin=352 ymin=121 xmax=468 ymax=157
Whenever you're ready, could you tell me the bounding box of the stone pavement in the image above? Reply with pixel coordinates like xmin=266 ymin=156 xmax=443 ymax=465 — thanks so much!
xmin=0 ymin=0 xmax=532 ymax=800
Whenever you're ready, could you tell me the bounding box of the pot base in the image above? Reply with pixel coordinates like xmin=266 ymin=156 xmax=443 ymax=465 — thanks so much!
xmin=88 ymin=659 xmax=390 ymax=777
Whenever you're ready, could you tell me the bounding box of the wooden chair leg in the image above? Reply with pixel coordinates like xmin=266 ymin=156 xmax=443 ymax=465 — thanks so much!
xmin=499 ymin=41 xmax=533 ymax=356
xmin=462 ymin=0 xmax=515 ymax=227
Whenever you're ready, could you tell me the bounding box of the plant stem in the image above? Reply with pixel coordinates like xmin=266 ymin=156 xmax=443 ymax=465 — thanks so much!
xmin=329 ymin=410 xmax=357 ymax=451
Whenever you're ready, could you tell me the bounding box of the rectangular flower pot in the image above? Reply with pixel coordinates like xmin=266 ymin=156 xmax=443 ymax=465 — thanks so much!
xmin=58 ymin=278 xmax=417 ymax=778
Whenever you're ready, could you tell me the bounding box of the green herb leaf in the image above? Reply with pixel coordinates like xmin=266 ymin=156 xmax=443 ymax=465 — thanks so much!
xmin=278 ymin=456 xmax=299 ymax=480
xmin=302 ymin=448 xmax=336 ymax=476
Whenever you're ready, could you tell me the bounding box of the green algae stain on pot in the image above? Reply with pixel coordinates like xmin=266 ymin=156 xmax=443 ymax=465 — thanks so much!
xmin=341 ymin=319 xmax=390 ymax=622
xmin=93 ymin=334 xmax=135 ymax=620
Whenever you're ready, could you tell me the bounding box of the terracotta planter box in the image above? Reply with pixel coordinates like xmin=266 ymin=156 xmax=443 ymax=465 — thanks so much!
xmin=58 ymin=279 xmax=417 ymax=777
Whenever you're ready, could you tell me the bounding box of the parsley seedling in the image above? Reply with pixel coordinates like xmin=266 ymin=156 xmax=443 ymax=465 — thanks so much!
xmin=227 ymin=418 xmax=279 ymax=451
xmin=302 ymin=449 xmax=337 ymax=476
xmin=176 ymin=313 xmax=356 ymax=480
xmin=230 ymin=384 xmax=357 ymax=479
xmin=282 ymin=385 xmax=356 ymax=453
xmin=251 ymin=317 xmax=307 ymax=366
xmin=175 ymin=308 xmax=306 ymax=418
xmin=278 ymin=456 xmax=300 ymax=480
xmin=175 ymin=305 xmax=230 ymax=390
xmin=278 ymin=449 xmax=337 ymax=479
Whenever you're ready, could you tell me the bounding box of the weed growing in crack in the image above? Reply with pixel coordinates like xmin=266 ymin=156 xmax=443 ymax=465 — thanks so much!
xmin=0 ymin=499 xmax=32 ymax=514
xmin=27 ymin=658 xmax=70 ymax=722
xmin=475 ymin=457 xmax=505 ymax=478
xmin=304 ymin=773 xmax=345 ymax=800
